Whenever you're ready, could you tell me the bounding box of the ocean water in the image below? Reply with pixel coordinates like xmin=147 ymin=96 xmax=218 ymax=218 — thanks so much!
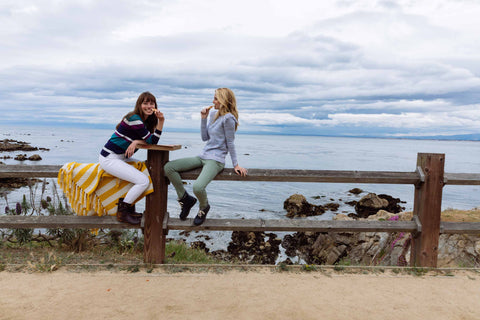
xmin=2 ymin=125 xmax=480 ymax=253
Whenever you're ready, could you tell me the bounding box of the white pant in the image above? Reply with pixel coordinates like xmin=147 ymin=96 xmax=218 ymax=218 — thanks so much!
xmin=98 ymin=153 xmax=150 ymax=204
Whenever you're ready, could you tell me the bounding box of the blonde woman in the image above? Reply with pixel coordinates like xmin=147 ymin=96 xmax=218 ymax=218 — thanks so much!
xmin=164 ymin=88 xmax=247 ymax=226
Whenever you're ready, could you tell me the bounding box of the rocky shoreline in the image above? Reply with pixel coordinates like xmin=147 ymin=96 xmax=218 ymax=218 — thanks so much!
xmin=186 ymin=193 xmax=480 ymax=268
xmin=0 ymin=139 xmax=47 ymax=190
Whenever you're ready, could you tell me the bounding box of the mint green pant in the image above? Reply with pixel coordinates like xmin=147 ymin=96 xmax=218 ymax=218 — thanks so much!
xmin=164 ymin=156 xmax=225 ymax=208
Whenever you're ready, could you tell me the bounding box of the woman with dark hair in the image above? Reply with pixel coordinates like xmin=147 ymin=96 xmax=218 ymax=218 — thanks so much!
xmin=164 ymin=88 xmax=247 ymax=226
xmin=99 ymin=91 xmax=165 ymax=225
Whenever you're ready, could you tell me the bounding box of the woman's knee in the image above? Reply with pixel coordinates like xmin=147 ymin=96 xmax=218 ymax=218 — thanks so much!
xmin=136 ymin=174 xmax=150 ymax=190
xmin=163 ymin=162 xmax=175 ymax=176
xmin=192 ymin=181 xmax=206 ymax=195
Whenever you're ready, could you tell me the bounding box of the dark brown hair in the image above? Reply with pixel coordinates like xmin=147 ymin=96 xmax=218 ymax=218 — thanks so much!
xmin=118 ymin=91 xmax=158 ymax=132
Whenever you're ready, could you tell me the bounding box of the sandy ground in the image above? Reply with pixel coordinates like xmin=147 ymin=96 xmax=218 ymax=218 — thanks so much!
xmin=1 ymin=269 xmax=479 ymax=320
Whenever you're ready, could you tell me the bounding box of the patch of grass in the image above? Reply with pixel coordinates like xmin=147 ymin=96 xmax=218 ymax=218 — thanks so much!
xmin=441 ymin=208 xmax=480 ymax=222
xmin=302 ymin=264 xmax=317 ymax=272
xmin=408 ymin=267 xmax=429 ymax=277
xmin=0 ymin=238 xmax=227 ymax=272
xmin=336 ymin=258 xmax=352 ymax=266
xmin=165 ymin=240 xmax=224 ymax=264
xmin=276 ymin=262 xmax=290 ymax=272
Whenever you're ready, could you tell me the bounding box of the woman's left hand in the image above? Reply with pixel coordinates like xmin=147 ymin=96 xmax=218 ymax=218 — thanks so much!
xmin=234 ymin=165 xmax=248 ymax=176
xmin=154 ymin=110 xmax=165 ymax=122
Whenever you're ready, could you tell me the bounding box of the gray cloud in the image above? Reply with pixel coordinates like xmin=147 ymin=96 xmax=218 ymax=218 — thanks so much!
xmin=1 ymin=0 xmax=480 ymax=138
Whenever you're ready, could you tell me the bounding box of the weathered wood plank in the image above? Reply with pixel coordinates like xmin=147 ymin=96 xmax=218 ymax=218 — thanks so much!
xmin=143 ymin=149 xmax=169 ymax=264
xmin=1 ymin=164 xmax=421 ymax=183
xmin=0 ymin=165 xmax=62 ymax=178
xmin=3 ymin=165 xmax=480 ymax=185
xmin=441 ymin=222 xmax=480 ymax=234
xmin=166 ymin=217 xmax=419 ymax=233
xmin=180 ymin=169 xmax=421 ymax=184
xmin=444 ymin=173 xmax=480 ymax=185
xmin=137 ymin=144 xmax=182 ymax=151
xmin=0 ymin=215 xmax=140 ymax=229
xmin=411 ymin=153 xmax=444 ymax=268
xmin=2 ymin=216 xmax=479 ymax=235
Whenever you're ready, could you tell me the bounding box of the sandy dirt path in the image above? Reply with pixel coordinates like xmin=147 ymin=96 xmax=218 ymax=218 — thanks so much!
xmin=1 ymin=269 xmax=479 ymax=320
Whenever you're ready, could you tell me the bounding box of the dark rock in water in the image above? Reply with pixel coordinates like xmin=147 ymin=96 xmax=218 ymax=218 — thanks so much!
xmin=227 ymin=231 xmax=281 ymax=264
xmin=190 ymin=241 xmax=209 ymax=253
xmin=0 ymin=139 xmax=49 ymax=152
xmin=14 ymin=154 xmax=28 ymax=161
xmin=345 ymin=200 xmax=357 ymax=207
xmin=353 ymin=193 xmax=405 ymax=218
xmin=324 ymin=202 xmax=340 ymax=211
xmin=0 ymin=139 xmax=38 ymax=152
xmin=0 ymin=177 xmax=42 ymax=192
xmin=283 ymin=194 xmax=325 ymax=218
xmin=348 ymin=188 xmax=363 ymax=195
xmin=179 ymin=230 xmax=191 ymax=237
xmin=377 ymin=194 xmax=406 ymax=213
xmin=28 ymin=154 xmax=42 ymax=161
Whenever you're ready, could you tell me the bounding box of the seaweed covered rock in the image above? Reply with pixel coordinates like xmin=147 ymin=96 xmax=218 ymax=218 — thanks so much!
xmin=227 ymin=231 xmax=281 ymax=264
xmin=353 ymin=193 xmax=405 ymax=218
xmin=283 ymin=194 xmax=326 ymax=218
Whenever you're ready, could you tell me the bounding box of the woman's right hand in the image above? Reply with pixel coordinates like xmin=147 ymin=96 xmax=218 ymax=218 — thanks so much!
xmin=125 ymin=140 xmax=139 ymax=158
xmin=201 ymin=106 xmax=213 ymax=119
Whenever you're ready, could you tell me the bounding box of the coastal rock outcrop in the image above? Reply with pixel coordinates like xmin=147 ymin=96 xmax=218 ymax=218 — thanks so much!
xmin=227 ymin=231 xmax=282 ymax=264
xmin=0 ymin=140 xmax=47 ymax=190
xmin=352 ymin=193 xmax=405 ymax=218
xmin=283 ymin=194 xmax=325 ymax=218
xmin=0 ymin=139 xmax=41 ymax=152
xmin=281 ymin=211 xmax=412 ymax=265
xmin=281 ymin=210 xmax=480 ymax=267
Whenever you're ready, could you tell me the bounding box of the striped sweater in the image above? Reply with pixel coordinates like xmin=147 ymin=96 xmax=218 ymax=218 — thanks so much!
xmin=100 ymin=114 xmax=161 ymax=157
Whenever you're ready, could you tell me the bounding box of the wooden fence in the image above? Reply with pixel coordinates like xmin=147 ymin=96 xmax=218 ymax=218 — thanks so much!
xmin=1 ymin=146 xmax=480 ymax=268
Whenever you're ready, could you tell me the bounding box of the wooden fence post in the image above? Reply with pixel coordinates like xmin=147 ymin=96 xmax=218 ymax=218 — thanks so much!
xmin=141 ymin=144 xmax=180 ymax=264
xmin=410 ymin=153 xmax=445 ymax=267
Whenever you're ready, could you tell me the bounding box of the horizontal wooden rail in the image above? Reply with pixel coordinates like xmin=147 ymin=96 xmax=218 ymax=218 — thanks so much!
xmin=0 ymin=165 xmax=61 ymax=178
xmin=0 ymin=215 xmax=139 ymax=229
xmin=164 ymin=214 xmax=420 ymax=233
xmin=2 ymin=214 xmax=478 ymax=236
xmin=2 ymin=164 xmax=480 ymax=185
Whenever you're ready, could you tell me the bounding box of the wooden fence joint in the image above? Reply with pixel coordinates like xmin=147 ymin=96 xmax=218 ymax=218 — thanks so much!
xmin=412 ymin=215 xmax=422 ymax=233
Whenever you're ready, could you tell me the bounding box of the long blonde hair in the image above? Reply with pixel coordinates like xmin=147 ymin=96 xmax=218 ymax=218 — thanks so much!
xmin=213 ymin=88 xmax=239 ymax=130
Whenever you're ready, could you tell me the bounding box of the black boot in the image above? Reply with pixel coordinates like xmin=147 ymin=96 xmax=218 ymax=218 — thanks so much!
xmin=193 ymin=204 xmax=210 ymax=226
xmin=117 ymin=199 xmax=141 ymax=225
xmin=178 ymin=192 xmax=197 ymax=220
xmin=119 ymin=198 xmax=142 ymax=218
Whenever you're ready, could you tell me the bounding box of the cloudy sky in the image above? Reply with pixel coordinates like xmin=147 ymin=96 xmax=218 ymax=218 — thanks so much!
xmin=1 ymin=0 xmax=480 ymax=138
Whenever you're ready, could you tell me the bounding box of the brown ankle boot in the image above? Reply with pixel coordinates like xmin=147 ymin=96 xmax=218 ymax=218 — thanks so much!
xmin=118 ymin=198 xmax=142 ymax=218
xmin=117 ymin=199 xmax=141 ymax=225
